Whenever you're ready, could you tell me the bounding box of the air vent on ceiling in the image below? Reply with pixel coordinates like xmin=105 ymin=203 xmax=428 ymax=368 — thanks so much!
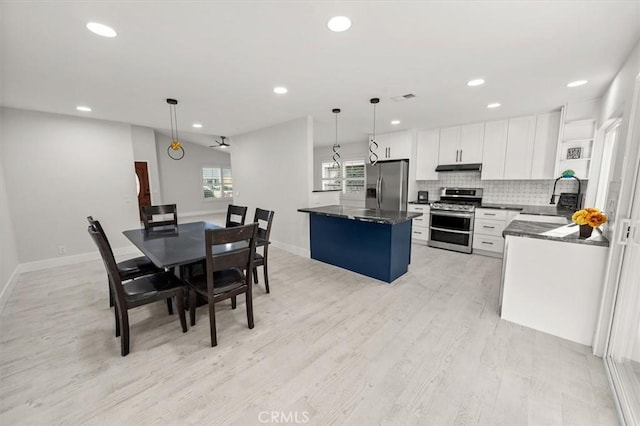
xmin=391 ymin=93 xmax=416 ymax=102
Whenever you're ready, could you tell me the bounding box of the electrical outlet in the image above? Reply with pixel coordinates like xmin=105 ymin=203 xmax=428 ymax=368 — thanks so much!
xmin=57 ymin=245 xmax=66 ymax=255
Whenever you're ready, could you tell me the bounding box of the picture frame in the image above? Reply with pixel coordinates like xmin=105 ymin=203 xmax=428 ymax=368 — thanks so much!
xmin=566 ymin=147 xmax=582 ymax=160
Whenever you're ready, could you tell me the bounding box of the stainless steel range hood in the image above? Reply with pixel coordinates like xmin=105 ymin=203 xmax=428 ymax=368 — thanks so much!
xmin=435 ymin=163 xmax=482 ymax=172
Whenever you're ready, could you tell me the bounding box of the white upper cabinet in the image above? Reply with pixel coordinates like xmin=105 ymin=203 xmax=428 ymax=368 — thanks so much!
xmin=481 ymin=120 xmax=509 ymax=180
xmin=416 ymin=129 xmax=440 ymax=180
xmin=459 ymin=123 xmax=484 ymax=164
xmin=504 ymin=116 xmax=537 ymax=179
xmin=483 ymin=112 xmax=560 ymax=180
xmin=371 ymin=131 xmax=411 ymax=161
xmin=438 ymin=123 xmax=484 ymax=165
xmin=531 ymin=111 xmax=561 ymax=179
xmin=438 ymin=126 xmax=460 ymax=164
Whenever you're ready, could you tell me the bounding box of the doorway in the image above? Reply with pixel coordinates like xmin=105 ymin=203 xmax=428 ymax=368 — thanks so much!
xmin=134 ymin=162 xmax=151 ymax=220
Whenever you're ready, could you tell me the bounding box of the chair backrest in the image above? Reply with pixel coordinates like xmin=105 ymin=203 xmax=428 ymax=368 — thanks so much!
xmin=226 ymin=204 xmax=248 ymax=228
xmin=87 ymin=222 xmax=126 ymax=305
xmin=253 ymin=208 xmax=275 ymax=247
xmin=87 ymin=215 xmax=112 ymax=249
xmin=205 ymin=223 xmax=258 ymax=288
xmin=141 ymin=204 xmax=178 ymax=229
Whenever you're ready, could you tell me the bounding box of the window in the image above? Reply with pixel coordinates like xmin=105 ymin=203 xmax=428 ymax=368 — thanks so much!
xmin=202 ymin=167 xmax=233 ymax=199
xmin=594 ymin=120 xmax=620 ymax=211
xmin=321 ymin=160 xmax=365 ymax=193
xmin=321 ymin=162 xmax=341 ymax=191
xmin=343 ymin=160 xmax=365 ymax=193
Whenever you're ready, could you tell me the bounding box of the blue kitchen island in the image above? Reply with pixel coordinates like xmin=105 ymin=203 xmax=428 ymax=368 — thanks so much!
xmin=298 ymin=205 xmax=422 ymax=283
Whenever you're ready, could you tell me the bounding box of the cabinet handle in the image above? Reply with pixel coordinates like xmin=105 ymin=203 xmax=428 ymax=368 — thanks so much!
xmin=456 ymin=150 xmax=459 ymax=162
xmin=484 ymin=213 xmax=496 ymax=216
xmin=483 ymin=226 xmax=496 ymax=229
xmin=460 ymin=149 xmax=463 ymax=162
xmin=482 ymin=241 xmax=494 ymax=245
xmin=415 ymin=231 xmax=422 ymax=235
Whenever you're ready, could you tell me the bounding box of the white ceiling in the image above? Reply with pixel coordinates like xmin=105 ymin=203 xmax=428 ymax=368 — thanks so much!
xmin=1 ymin=1 xmax=638 ymax=147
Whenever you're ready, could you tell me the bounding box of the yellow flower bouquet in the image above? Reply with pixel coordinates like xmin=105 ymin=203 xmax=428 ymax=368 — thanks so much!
xmin=572 ymin=207 xmax=608 ymax=228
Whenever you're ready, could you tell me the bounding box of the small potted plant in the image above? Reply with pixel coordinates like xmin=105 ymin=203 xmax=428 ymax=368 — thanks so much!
xmin=572 ymin=207 xmax=608 ymax=238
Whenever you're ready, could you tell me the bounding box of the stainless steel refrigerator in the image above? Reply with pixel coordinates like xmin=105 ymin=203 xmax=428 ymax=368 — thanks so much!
xmin=365 ymin=159 xmax=409 ymax=211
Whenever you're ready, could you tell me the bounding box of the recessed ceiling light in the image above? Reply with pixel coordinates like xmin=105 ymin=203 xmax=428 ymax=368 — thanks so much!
xmin=467 ymin=79 xmax=485 ymax=87
xmin=192 ymin=123 xmax=203 ymax=128
xmin=86 ymin=22 xmax=117 ymax=38
xmin=567 ymin=80 xmax=588 ymax=88
xmin=76 ymin=106 xmax=92 ymax=112
xmin=391 ymin=120 xmax=401 ymax=125
xmin=328 ymin=16 xmax=352 ymax=32
xmin=273 ymin=86 xmax=288 ymax=94
xmin=487 ymin=103 xmax=501 ymax=109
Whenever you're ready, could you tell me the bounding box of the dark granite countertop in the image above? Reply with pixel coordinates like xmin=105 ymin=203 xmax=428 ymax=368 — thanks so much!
xmin=408 ymin=201 xmax=432 ymax=205
xmin=503 ymin=220 xmax=609 ymax=247
xmin=311 ymin=189 xmax=342 ymax=193
xmin=479 ymin=203 xmax=575 ymax=219
xmin=298 ymin=205 xmax=422 ymax=224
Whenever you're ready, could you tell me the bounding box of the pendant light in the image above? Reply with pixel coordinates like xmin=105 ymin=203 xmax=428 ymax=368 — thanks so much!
xmin=332 ymin=108 xmax=341 ymax=169
xmin=166 ymin=98 xmax=185 ymax=160
xmin=369 ymin=97 xmax=380 ymax=165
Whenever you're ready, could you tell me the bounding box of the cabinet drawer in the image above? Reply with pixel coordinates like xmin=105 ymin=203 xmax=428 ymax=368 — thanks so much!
xmin=412 ymin=226 xmax=429 ymax=242
xmin=474 ymin=219 xmax=504 ymax=237
xmin=475 ymin=208 xmax=508 ymax=220
xmin=473 ymin=234 xmax=504 ymax=253
xmin=408 ymin=204 xmax=430 ymax=213
xmin=412 ymin=215 xmax=428 ymax=226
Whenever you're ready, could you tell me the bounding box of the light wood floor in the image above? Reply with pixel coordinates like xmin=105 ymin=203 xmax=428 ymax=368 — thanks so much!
xmin=0 ymin=243 xmax=618 ymax=425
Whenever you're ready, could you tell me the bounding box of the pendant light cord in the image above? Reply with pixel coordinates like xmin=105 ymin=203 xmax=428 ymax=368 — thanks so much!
xmin=369 ymin=98 xmax=379 ymax=165
xmin=332 ymin=108 xmax=341 ymax=170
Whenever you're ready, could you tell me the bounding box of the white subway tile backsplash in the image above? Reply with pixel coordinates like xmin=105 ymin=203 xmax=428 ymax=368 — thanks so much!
xmin=416 ymin=172 xmax=586 ymax=206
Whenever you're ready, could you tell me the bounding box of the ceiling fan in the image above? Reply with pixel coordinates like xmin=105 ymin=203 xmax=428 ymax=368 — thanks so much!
xmin=210 ymin=136 xmax=230 ymax=149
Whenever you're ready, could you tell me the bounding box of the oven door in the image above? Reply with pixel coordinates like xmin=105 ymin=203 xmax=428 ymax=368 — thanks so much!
xmin=429 ymin=210 xmax=474 ymax=231
xmin=428 ymin=210 xmax=474 ymax=253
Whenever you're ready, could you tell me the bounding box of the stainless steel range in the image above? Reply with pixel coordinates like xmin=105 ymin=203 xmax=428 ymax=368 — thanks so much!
xmin=428 ymin=187 xmax=483 ymax=253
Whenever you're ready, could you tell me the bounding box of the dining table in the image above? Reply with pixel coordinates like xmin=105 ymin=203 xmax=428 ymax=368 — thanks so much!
xmin=122 ymin=221 xmax=248 ymax=271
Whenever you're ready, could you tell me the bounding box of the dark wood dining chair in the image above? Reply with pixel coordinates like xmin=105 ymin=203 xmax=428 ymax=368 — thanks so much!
xmin=185 ymin=223 xmax=258 ymax=347
xmin=87 ymin=216 xmax=163 ymax=308
xmin=252 ymin=208 xmax=275 ymax=293
xmin=141 ymin=204 xmax=178 ymax=230
xmin=88 ymin=223 xmax=187 ymax=356
xmin=225 ymin=204 xmax=248 ymax=228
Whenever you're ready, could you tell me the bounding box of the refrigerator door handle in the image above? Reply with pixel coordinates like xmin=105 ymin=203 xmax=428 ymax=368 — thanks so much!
xmin=376 ymin=176 xmax=382 ymax=209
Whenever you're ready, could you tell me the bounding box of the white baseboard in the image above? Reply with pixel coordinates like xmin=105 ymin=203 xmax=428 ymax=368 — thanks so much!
xmin=17 ymin=246 xmax=141 ymax=274
xmin=0 ymin=266 xmax=20 ymax=315
xmin=179 ymin=209 xmax=227 ymax=218
xmin=1 ymin=239 xmax=308 ymax=315
xmin=271 ymin=240 xmax=310 ymax=258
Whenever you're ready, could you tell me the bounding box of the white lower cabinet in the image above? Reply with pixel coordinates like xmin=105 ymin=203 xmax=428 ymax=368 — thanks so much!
xmin=408 ymin=204 xmax=430 ymax=244
xmin=473 ymin=208 xmax=518 ymax=257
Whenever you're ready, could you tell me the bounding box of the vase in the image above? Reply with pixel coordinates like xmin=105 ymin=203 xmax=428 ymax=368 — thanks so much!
xmin=579 ymin=224 xmax=593 ymax=238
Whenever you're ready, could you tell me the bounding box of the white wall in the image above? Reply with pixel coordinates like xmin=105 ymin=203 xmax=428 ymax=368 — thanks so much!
xmin=0 ymin=118 xmax=20 ymax=308
xmin=598 ymin=41 xmax=640 ymax=240
xmin=155 ymin=132 xmax=232 ymax=215
xmin=592 ymin=41 xmax=640 ymax=357
xmin=231 ymin=117 xmax=313 ymax=256
xmin=131 ymin=125 xmax=162 ymax=205
xmin=1 ymin=107 xmax=141 ymax=263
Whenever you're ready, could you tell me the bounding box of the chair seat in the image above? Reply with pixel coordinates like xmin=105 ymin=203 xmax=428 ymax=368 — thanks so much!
xmin=123 ymin=272 xmax=185 ymax=305
xmin=118 ymin=256 xmax=161 ymax=281
xmin=253 ymin=252 xmax=264 ymax=266
xmin=187 ymin=268 xmax=246 ymax=296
